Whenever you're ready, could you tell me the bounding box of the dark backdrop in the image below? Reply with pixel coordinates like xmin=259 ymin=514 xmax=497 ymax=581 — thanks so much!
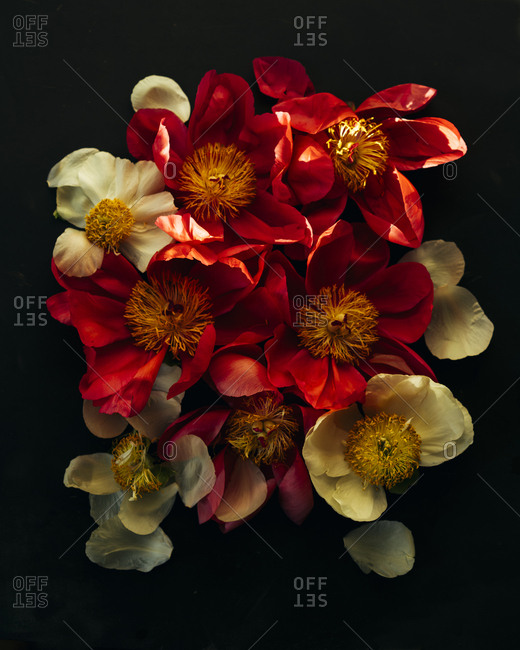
xmin=2 ymin=1 xmax=520 ymax=648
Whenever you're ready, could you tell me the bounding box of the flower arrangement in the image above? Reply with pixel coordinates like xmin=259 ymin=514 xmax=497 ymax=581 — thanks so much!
xmin=47 ymin=56 xmax=493 ymax=575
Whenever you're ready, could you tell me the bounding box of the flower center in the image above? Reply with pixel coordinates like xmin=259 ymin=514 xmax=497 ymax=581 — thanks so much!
xmin=84 ymin=198 xmax=135 ymax=252
xmin=176 ymin=142 xmax=257 ymax=222
xmin=124 ymin=273 xmax=213 ymax=358
xmin=326 ymin=117 xmax=389 ymax=192
xmin=111 ymin=433 xmax=162 ymax=500
xmin=224 ymin=395 xmax=299 ymax=465
xmin=344 ymin=413 xmax=421 ymax=489
xmin=296 ymin=286 xmax=379 ymax=364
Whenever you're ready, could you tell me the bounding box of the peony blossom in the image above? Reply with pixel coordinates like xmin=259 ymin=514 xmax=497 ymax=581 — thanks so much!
xmin=303 ymin=373 xmax=473 ymax=522
xmin=48 ymin=149 xmax=175 ymax=276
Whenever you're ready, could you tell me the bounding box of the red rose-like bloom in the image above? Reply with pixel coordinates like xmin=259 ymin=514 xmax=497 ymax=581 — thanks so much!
xmin=159 ymin=345 xmax=320 ymax=530
xmin=127 ymin=70 xmax=311 ymax=248
xmin=47 ymin=242 xmax=266 ymax=416
xmin=261 ymin=220 xmax=435 ymax=410
xmin=253 ymin=56 xmax=467 ymax=248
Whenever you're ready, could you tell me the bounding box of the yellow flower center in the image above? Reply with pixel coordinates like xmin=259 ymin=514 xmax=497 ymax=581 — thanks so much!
xmin=326 ymin=117 xmax=389 ymax=192
xmin=84 ymin=198 xmax=135 ymax=252
xmin=176 ymin=143 xmax=257 ymax=222
xmin=344 ymin=413 xmax=421 ymax=489
xmin=225 ymin=396 xmax=299 ymax=465
xmin=111 ymin=433 xmax=162 ymax=500
xmin=124 ymin=274 xmax=213 ymax=358
xmin=296 ymin=286 xmax=379 ymax=364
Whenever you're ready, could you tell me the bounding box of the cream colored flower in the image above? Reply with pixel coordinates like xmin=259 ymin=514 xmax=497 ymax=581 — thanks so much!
xmin=303 ymin=374 xmax=473 ymax=522
xmin=48 ymin=149 xmax=176 ymax=276
xmin=131 ymin=75 xmax=191 ymax=122
xmin=400 ymin=240 xmax=494 ymax=360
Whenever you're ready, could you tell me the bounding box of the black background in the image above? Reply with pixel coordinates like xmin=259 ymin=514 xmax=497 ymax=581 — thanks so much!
xmin=2 ymin=1 xmax=520 ymax=648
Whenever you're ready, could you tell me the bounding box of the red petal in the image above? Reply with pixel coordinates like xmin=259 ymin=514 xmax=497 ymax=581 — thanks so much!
xmin=356 ymin=84 xmax=437 ymax=120
xmin=353 ymin=165 xmax=424 ymax=248
xmin=198 ymin=449 xmax=227 ymax=523
xmin=155 ymin=212 xmax=224 ymax=243
xmin=239 ymin=112 xmax=292 ymax=184
xmin=253 ymin=56 xmax=314 ymax=100
xmin=208 ymin=345 xmax=276 ymax=397
xmin=272 ymin=448 xmax=313 ymax=524
xmin=384 ymin=117 xmax=467 ymax=170
xmin=168 ymin=324 xmax=216 ymax=397
xmin=274 ymin=93 xmax=355 ymax=134
xmin=159 ymin=407 xmax=230 ymax=449
xmin=286 ymin=134 xmax=335 ymax=204
xmin=67 ymin=292 xmax=128 ymax=347
xmin=361 ymin=338 xmax=436 ymax=380
xmin=47 ymin=292 xmax=71 ymax=325
xmin=127 ymin=108 xmax=189 ymax=163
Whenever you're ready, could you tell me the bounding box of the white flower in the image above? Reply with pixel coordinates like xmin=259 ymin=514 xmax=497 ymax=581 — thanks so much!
xmin=131 ymin=75 xmax=191 ymax=122
xmin=48 ymin=149 xmax=176 ymax=277
xmin=400 ymin=240 xmax=494 ymax=360
xmin=302 ymin=374 xmax=473 ymax=522
xmin=343 ymin=520 xmax=415 ymax=578
xmin=64 ymin=434 xmax=216 ymax=571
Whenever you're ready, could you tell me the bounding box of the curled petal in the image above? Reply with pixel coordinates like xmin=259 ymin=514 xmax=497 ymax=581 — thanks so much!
xmin=425 ymin=285 xmax=494 ymax=360
xmin=344 ymin=520 xmax=415 ymax=577
xmin=64 ymin=453 xmax=120 ymax=495
xmin=85 ymin=517 xmax=173 ymax=572
xmin=356 ymin=84 xmax=437 ymax=120
xmin=131 ymin=75 xmax=191 ymax=122
xmin=274 ymin=93 xmax=355 ymax=134
xmin=253 ymin=56 xmax=314 ymax=100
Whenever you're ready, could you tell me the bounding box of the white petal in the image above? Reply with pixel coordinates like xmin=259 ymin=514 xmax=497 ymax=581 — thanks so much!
xmin=134 ymin=160 xmax=165 ymax=197
xmin=112 ymin=157 xmax=140 ymax=204
xmin=86 ymin=517 xmax=173 ymax=572
xmin=56 ymin=186 xmax=91 ymax=226
xmin=131 ymin=75 xmax=191 ymax=122
xmin=453 ymin=399 xmax=474 ymax=456
xmin=83 ymin=399 xmax=128 ymax=438
xmin=303 ymin=407 xmax=360 ymax=478
xmin=89 ymin=491 xmax=124 ymax=524
xmin=118 ymin=483 xmax=178 ymax=535
xmin=53 ymin=229 xmax=104 ymax=278
xmin=364 ymin=374 xmax=467 ymax=467
xmin=344 ymin=521 xmax=415 ymax=577
xmin=332 ymin=472 xmax=387 ymax=522
xmin=399 ymin=239 xmax=465 ymax=289
xmin=127 ymin=390 xmax=183 ymax=442
xmin=131 ymin=192 xmax=176 ymax=224
xmin=64 ymin=453 xmax=120 ymax=495
xmin=425 ymin=285 xmax=494 ymax=360
xmin=119 ymin=226 xmax=173 ymax=272
xmin=153 ymin=363 xmax=183 ymax=393
xmin=215 ymin=458 xmax=267 ymax=522
xmin=47 ymin=148 xmax=99 ymax=187
xmin=77 ymin=151 xmax=117 ymax=204
xmin=165 ymin=435 xmax=216 ymax=507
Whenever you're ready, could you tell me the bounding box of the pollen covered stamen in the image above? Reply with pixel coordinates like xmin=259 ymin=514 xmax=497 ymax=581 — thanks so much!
xmin=344 ymin=413 xmax=421 ymax=489
xmin=84 ymin=198 xmax=135 ymax=252
xmin=225 ymin=396 xmax=299 ymax=465
xmin=124 ymin=274 xmax=213 ymax=358
xmin=297 ymin=285 xmax=379 ymax=365
xmin=326 ymin=117 xmax=389 ymax=192
xmin=176 ymin=142 xmax=257 ymax=222
xmin=111 ymin=433 xmax=162 ymax=500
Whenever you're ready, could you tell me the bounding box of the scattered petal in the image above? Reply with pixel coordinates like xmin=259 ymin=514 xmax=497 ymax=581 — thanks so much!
xmin=131 ymin=75 xmax=191 ymax=122
xmin=399 ymin=240 xmax=465 ymax=288
xmin=83 ymin=399 xmax=128 ymax=438
xmin=53 ymin=228 xmax=104 ymax=277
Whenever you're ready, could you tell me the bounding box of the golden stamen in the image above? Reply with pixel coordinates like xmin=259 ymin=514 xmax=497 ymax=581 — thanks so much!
xmin=296 ymin=285 xmax=379 ymax=365
xmin=111 ymin=432 xmax=162 ymax=500
xmin=84 ymin=198 xmax=135 ymax=252
xmin=344 ymin=413 xmax=421 ymax=489
xmin=326 ymin=117 xmax=389 ymax=192
xmin=225 ymin=395 xmax=299 ymax=465
xmin=124 ymin=273 xmax=213 ymax=358
xmin=176 ymin=142 xmax=257 ymax=222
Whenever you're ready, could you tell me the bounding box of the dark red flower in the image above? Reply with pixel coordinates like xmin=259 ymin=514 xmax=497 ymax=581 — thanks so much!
xmin=253 ymin=56 xmax=467 ymax=248
xmin=47 ymin=242 xmax=266 ymax=416
xmin=127 ymin=70 xmax=311 ymax=248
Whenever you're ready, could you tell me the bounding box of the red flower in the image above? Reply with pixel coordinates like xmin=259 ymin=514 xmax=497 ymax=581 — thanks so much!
xmin=47 ymin=242 xmax=266 ymax=417
xmin=259 ymin=220 xmax=435 ymax=410
xmin=159 ymin=345 xmax=320 ymax=530
xmin=253 ymin=56 xmax=467 ymax=248
xmin=127 ymin=70 xmax=311 ymax=248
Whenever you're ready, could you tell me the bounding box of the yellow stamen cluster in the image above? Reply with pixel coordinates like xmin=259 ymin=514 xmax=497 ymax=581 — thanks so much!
xmin=124 ymin=274 xmax=213 ymax=358
xmin=326 ymin=117 xmax=389 ymax=192
xmin=296 ymin=285 xmax=379 ymax=365
xmin=344 ymin=413 xmax=421 ymax=489
xmin=225 ymin=395 xmax=299 ymax=465
xmin=176 ymin=142 xmax=257 ymax=222
xmin=111 ymin=433 xmax=162 ymax=500
xmin=84 ymin=198 xmax=135 ymax=252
